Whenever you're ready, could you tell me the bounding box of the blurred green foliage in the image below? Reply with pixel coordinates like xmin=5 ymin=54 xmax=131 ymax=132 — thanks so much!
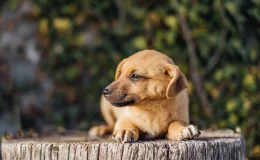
xmin=15 ymin=0 xmax=260 ymax=158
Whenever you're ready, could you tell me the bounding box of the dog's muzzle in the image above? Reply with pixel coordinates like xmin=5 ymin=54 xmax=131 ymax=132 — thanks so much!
xmin=103 ymin=87 xmax=136 ymax=107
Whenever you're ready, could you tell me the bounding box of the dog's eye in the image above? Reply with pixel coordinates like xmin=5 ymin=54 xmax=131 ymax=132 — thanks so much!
xmin=130 ymin=74 xmax=142 ymax=81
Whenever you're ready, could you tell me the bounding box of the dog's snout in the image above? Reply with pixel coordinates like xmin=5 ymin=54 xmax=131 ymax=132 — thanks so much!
xmin=103 ymin=88 xmax=112 ymax=96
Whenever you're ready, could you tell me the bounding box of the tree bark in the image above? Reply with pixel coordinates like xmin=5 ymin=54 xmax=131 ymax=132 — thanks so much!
xmin=178 ymin=10 xmax=213 ymax=117
xmin=1 ymin=130 xmax=245 ymax=160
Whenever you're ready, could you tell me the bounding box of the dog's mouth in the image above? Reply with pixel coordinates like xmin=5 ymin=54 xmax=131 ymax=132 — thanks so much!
xmin=110 ymin=99 xmax=136 ymax=107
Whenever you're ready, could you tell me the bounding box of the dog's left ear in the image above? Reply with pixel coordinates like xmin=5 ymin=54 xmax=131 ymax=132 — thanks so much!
xmin=165 ymin=64 xmax=188 ymax=99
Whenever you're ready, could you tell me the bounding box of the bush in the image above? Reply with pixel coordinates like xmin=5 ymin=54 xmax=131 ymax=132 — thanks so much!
xmin=4 ymin=0 xmax=260 ymax=158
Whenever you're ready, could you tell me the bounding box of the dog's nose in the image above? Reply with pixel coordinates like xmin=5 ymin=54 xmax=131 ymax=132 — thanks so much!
xmin=103 ymin=88 xmax=112 ymax=96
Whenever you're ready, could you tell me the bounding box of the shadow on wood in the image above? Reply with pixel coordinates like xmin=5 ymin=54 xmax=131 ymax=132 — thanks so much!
xmin=1 ymin=130 xmax=245 ymax=160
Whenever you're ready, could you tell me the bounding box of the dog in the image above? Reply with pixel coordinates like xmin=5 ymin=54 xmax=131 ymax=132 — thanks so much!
xmin=89 ymin=50 xmax=200 ymax=143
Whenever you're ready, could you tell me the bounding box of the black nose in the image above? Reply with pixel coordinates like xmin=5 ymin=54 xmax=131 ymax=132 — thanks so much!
xmin=103 ymin=88 xmax=112 ymax=96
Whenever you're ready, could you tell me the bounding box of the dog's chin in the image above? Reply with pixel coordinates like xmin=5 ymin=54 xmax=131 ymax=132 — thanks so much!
xmin=110 ymin=99 xmax=136 ymax=107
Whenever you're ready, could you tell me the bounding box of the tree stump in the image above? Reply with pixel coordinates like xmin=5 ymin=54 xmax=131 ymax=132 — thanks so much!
xmin=1 ymin=130 xmax=245 ymax=160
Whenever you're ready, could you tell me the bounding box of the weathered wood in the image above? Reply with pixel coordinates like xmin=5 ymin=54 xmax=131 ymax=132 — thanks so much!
xmin=1 ymin=130 xmax=245 ymax=160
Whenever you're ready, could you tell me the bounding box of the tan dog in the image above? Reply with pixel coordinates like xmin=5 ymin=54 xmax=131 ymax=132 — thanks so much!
xmin=89 ymin=50 xmax=200 ymax=143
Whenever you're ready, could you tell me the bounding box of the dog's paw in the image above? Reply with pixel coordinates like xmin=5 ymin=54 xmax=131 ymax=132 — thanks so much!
xmin=89 ymin=125 xmax=112 ymax=137
xmin=181 ymin=125 xmax=201 ymax=140
xmin=112 ymin=130 xmax=138 ymax=143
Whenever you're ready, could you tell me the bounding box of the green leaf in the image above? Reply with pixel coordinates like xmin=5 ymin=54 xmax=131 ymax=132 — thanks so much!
xmin=8 ymin=0 xmax=19 ymax=10
xmin=133 ymin=36 xmax=147 ymax=49
xmin=66 ymin=66 xmax=79 ymax=81
xmin=164 ymin=15 xmax=178 ymax=30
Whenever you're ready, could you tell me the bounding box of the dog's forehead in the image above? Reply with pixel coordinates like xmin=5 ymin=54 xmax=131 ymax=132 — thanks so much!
xmin=121 ymin=50 xmax=174 ymax=75
xmin=122 ymin=61 xmax=164 ymax=76
xmin=129 ymin=50 xmax=173 ymax=65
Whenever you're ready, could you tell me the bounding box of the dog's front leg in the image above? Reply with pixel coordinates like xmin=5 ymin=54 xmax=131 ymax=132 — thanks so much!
xmin=113 ymin=117 xmax=139 ymax=143
xmin=166 ymin=121 xmax=200 ymax=141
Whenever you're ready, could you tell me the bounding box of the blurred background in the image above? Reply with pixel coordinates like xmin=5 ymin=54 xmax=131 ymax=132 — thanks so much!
xmin=0 ymin=0 xmax=259 ymax=158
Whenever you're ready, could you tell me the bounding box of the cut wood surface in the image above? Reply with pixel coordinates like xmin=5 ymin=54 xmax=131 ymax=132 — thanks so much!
xmin=1 ymin=130 xmax=245 ymax=160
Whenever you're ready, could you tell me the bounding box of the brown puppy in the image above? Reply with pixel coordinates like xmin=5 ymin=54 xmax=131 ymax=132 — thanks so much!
xmin=89 ymin=50 xmax=200 ymax=143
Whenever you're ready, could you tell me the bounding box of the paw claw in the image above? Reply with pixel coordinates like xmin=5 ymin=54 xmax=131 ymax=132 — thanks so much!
xmin=181 ymin=125 xmax=200 ymax=140
xmin=113 ymin=130 xmax=138 ymax=143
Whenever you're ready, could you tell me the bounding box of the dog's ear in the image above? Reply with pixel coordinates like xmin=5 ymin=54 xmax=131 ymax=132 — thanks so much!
xmin=165 ymin=64 xmax=188 ymax=99
xmin=115 ymin=58 xmax=127 ymax=80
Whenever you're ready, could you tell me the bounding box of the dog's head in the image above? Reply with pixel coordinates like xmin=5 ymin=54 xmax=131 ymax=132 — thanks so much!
xmin=103 ymin=50 xmax=188 ymax=107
